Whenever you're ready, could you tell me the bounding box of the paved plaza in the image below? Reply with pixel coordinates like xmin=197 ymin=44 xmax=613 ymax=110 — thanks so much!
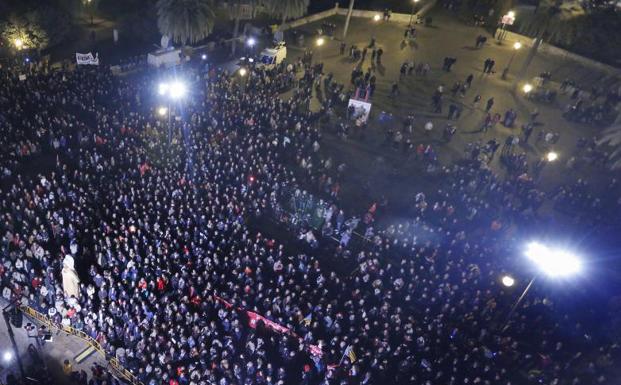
xmin=0 ymin=302 xmax=104 ymax=384
xmin=284 ymin=8 xmax=617 ymax=214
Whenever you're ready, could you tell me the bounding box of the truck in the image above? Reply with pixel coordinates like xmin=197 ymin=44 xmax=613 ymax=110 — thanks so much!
xmin=257 ymin=41 xmax=287 ymax=68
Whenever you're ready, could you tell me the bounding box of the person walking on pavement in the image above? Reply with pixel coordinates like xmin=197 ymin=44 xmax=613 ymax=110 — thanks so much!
xmin=483 ymin=58 xmax=491 ymax=73
xmin=400 ymin=62 xmax=408 ymax=80
xmin=485 ymin=97 xmax=494 ymax=113
xmin=487 ymin=59 xmax=496 ymax=74
xmin=390 ymin=82 xmax=399 ymax=98
xmin=465 ymin=74 xmax=474 ymax=88
xmin=376 ymin=48 xmax=384 ymax=64
xmin=473 ymin=94 xmax=481 ymax=108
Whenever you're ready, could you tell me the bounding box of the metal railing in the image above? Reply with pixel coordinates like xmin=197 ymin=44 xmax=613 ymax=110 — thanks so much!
xmin=19 ymin=306 xmax=143 ymax=385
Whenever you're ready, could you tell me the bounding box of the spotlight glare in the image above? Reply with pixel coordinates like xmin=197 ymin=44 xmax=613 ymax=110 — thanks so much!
xmin=546 ymin=151 xmax=558 ymax=162
xmin=373 ymin=14 xmax=381 ymax=21
xmin=158 ymin=82 xmax=169 ymax=95
xmin=169 ymin=81 xmax=186 ymax=99
xmin=247 ymin=37 xmax=256 ymax=47
xmin=525 ymin=242 xmax=582 ymax=278
xmin=3 ymin=351 xmax=13 ymax=362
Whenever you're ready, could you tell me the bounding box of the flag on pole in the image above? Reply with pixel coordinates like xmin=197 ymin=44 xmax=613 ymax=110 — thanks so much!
xmin=301 ymin=313 xmax=312 ymax=326
xmin=344 ymin=345 xmax=357 ymax=363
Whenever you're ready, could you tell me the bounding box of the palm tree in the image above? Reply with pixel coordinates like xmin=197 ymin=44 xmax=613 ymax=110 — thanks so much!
xmin=156 ymin=0 xmax=216 ymax=45
xmin=264 ymin=0 xmax=309 ymax=25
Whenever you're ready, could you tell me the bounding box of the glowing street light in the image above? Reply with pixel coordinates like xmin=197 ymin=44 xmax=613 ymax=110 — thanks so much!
xmin=157 ymin=80 xmax=187 ymax=144
xmin=239 ymin=68 xmax=247 ymax=77
xmin=522 ymin=83 xmax=533 ymax=94
xmin=316 ymin=37 xmax=325 ymax=47
xmin=546 ymin=151 xmax=558 ymax=162
xmin=501 ymin=275 xmax=515 ymax=287
xmin=169 ymin=81 xmax=186 ymax=99
xmin=502 ymin=242 xmax=583 ymax=332
xmin=247 ymin=37 xmax=256 ymax=47
xmin=525 ymin=242 xmax=581 ymax=277
xmin=14 ymin=38 xmax=23 ymax=50
xmin=373 ymin=14 xmax=381 ymax=22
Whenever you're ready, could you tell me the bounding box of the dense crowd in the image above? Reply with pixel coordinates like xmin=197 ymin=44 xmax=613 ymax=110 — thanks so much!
xmin=0 ymin=32 xmax=620 ymax=385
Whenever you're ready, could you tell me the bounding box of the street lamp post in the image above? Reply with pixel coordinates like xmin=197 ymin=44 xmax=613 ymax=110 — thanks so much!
xmin=409 ymin=0 xmax=421 ymax=26
xmin=501 ymin=41 xmax=522 ymax=80
xmin=238 ymin=68 xmax=248 ymax=92
xmin=342 ymin=0 xmax=356 ymax=39
xmin=158 ymin=81 xmax=186 ymax=144
xmin=501 ymin=242 xmax=582 ymax=332
xmin=246 ymin=37 xmax=256 ymax=55
xmin=315 ymin=37 xmax=325 ymax=63
xmin=87 ymin=0 xmax=94 ymax=26
xmin=2 ymin=306 xmax=25 ymax=381
xmin=501 ymin=276 xmax=537 ymax=332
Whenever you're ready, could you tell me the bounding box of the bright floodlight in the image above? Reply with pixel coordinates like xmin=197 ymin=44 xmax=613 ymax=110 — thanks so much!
xmin=525 ymin=242 xmax=582 ymax=278
xmin=3 ymin=351 xmax=13 ymax=362
xmin=158 ymin=107 xmax=168 ymax=116
xmin=169 ymin=81 xmax=186 ymax=99
xmin=239 ymin=68 xmax=247 ymax=76
xmin=316 ymin=37 xmax=325 ymax=47
xmin=513 ymin=42 xmax=522 ymax=50
xmin=546 ymin=151 xmax=558 ymax=162
xmin=523 ymin=83 xmax=533 ymax=94
xmin=247 ymin=37 xmax=256 ymax=47
xmin=502 ymin=275 xmax=515 ymax=287
xmin=158 ymin=82 xmax=169 ymax=95
xmin=373 ymin=14 xmax=381 ymax=21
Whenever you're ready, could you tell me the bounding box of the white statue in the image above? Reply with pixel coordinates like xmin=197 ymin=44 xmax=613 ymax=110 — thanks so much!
xmin=61 ymin=255 xmax=80 ymax=299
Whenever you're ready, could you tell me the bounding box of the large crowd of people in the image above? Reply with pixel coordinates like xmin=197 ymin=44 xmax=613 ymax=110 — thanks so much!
xmin=1 ymin=18 xmax=620 ymax=385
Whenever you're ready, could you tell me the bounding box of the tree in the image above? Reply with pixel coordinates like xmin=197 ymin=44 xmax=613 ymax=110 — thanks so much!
xmin=156 ymin=0 xmax=216 ymax=45
xmin=0 ymin=16 xmax=49 ymax=51
xmin=264 ymin=0 xmax=309 ymax=25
